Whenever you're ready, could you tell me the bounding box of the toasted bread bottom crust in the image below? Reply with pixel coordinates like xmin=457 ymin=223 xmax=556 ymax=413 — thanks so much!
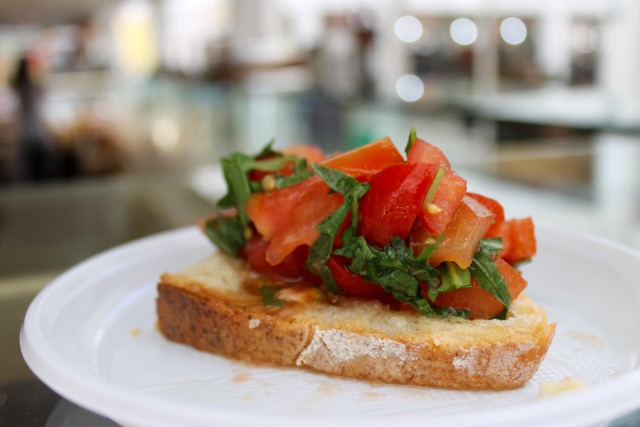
xmin=157 ymin=282 xmax=313 ymax=366
xmin=157 ymin=272 xmax=555 ymax=390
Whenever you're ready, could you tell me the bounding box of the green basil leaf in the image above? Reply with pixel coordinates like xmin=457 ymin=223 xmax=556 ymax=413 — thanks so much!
xmin=203 ymin=215 xmax=246 ymax=257
xmin=319 ymin=265 xmax=343 ymax=294
xmin=274 ymin=169 xmax=314 ymax=189
xmin=469 ymin=245 xmax=511 ymax=319
xmin=438 ymin=261 xmax=472 ymax=293
xmin=216 ymin=192 xmax=236 ymax=209
xmin=405 ymin=128 xmax=417 ymax=156
xmin=248 ymin=155 xmax=304 ymax=174
xmin=259 ymin=286 xmax=285 ymax=307
xmin=423 ymin=166 xmax=446 ymax=205
xmin=306 ymin=232 xmax=336 ymax=275
xmin=415 ymin=233 xmax=443 ymax=262
xmin=376 ymin=269 xmax=420 ymax=296
xmin=477 ymin=237 xmax=503 ymax=256
xmin=218 ymin=154 xmax=254 ymax=226
xmin=311 ymin=164 xmax=368 ymax=196
xmin=335 ymin=234 xmax=459 ymax=318
xmin=306 ymin=165 xmax=369 ymax=291
xmin=255 ymin=139 xmax=278 ymax=158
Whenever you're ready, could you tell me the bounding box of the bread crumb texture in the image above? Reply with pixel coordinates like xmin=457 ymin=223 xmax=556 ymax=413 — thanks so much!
xmin=157 ymin=252 xmax=556 ymax=390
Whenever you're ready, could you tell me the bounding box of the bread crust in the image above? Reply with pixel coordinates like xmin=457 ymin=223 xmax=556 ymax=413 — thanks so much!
xmin=157 ymin=280 xmax=313 ymax=366
xmin=156 ymin=253 xmax=555 ymax=390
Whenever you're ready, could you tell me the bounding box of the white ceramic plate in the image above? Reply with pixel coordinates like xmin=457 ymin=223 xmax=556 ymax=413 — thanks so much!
xmin=21 ymin=225 xmax=640 ymax=427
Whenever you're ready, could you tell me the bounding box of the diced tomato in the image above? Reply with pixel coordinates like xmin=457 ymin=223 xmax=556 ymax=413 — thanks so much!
xmin=326 ymin=255 xmax=389 ymax=299
xmin=321 ymin=136 xmax=404 ymax=179
xmin=282 ymin=144 xmax=326 ymax=163
xmin=481 ymin=217 xmax=536 ymax=265
xmin=358 ymin=163 xmax=438 ymax=248
xmin=485 ymin=220 xmax=512 ymax=259
xmin=467 ymin=192 xmax=505 ymax=235
xmin=241 ymin=236 xmax=308 ymax=279
xmin=429 ymin=257 xmax=528 ymax=319
xmin=502 ymin=218 xmax=536 ymax=264
xmin=428 ymin=195 xmax=495 ymax=268
xmin=465 ymin=194 xmax=536 ymax=264
xmin=418 ymin=169 xmax=467 ymax=235
xmin=249 ymin=144 xmax=326 ymax=182
xmin=407 ymin=138 xmax=451 ymax=169
xmin=408 ymin=221 xmax=435 ymax=256
xmin=245 ymin=175 xmax=343 ymax=265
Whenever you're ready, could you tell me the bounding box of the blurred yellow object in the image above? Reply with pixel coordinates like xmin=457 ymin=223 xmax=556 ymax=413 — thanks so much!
xmin=113 ymin=0 xmax=158 ymax=76
xmin=539 ymin=376 xmax=587 ymax=398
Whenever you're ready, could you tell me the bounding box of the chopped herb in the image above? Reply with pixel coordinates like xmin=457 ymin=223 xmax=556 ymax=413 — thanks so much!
xmin=415 ymin=233 xmax=443 ymax=263
xmin=273 ymin=169 xmax=314 ymax=189
xmin=305 ymin=164 xmax=369 ymax=293
xmin=405 ymin=128 xmax=417 ymax=155
xmin=218 ymin=141 xmax=313 ymax=210
xmin=478 ymin=238 xmax=503 ymax=256
xmin=259 ymin=286 xmax=286 ymax=307
xmin=469 ymin=239 xmax=511 ymax=319
xmin=319 ymin=265 xmax=342 ymax=294
xmin=250 ymin=155 xmax=307 ymax=175
xmin=254 ymin=139 xmax=279 ymax=158
xmin=218 ymin=153 xmax=255 ymax=226
xmin=438 ymin=261 xmax=472 ymax=294
xmin=203 ymin=215 xmax=246 ymax=257
xmin=423 ymin=166 xmax=446 ymax=206
xmin=335 ymin=235 xmax=466 ymax=317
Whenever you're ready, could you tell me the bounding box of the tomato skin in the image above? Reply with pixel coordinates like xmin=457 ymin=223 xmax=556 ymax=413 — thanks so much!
xmin=245 ymin=175 xmax=343 ymax=265
xmin=485 ymin=220 xmax=512 ymax=259
xmin=321 ymin=136 xmax=404 ymax=179
xmin=282 ymin=144 xmax=326 ymax=163
xmin=326 ymin=255 xmax=389 ymax=299
xmin=358 ymin=163 xmax=438 ymax=248
xmin=418 ymin=169 xmax=467 ymax=235
xmin=502 ymin=218 xmax=536 ymax=264
xmin=430 ymin=257 xmax=528 ymax=319
xmin=241 ymin=236 xmax=308 ymax=279
xmin=466 ymin=194 xmax=536 ymax=264
xmin=428 ymin=195 xmax=495 ymax=268
xmin=467 ymin=192 xmax=505 ymax=235
xmin=480 ymin=217 xmax=536 ymax=265
xmin=407 ymin=138 xmax=451 ymax=169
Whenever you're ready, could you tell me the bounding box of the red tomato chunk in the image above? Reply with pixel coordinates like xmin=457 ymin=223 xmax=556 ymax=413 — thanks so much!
xmin=430 ymin=257 xmax=528 ymax=319
xmin=320 ymin=137 xmax=404 ymax=179
xmin=428 ymin=195 xmax=495 ymax=269
xmin=358 ymin=163 xmax=438 ymax=248
xmin=246 ymin=176 xmax=343 ymax=265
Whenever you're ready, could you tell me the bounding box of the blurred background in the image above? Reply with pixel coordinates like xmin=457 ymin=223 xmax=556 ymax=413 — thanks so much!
xmin=1 ymin=0 xmax=640 ymax=422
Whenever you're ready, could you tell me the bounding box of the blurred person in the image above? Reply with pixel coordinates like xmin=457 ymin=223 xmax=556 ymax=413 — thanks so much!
xmin=10 ymin=53 xmax=57 ymax=182
xmin=352 ymin=9 xmax=376 ymax=98
xmin=316 ymin=14 xmax=361 ymax=101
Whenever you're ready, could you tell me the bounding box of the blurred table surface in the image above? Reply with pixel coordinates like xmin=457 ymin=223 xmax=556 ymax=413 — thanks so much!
xmin=1 ymin=83 xmax=640 ymax=425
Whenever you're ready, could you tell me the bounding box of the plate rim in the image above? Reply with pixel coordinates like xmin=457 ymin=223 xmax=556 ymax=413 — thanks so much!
xmin=20 ymin=224 xmax=640 ymax=427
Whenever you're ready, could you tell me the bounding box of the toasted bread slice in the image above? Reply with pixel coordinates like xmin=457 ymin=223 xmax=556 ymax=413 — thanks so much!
xmin=156 ymin=252 xmax=556 ymax=390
